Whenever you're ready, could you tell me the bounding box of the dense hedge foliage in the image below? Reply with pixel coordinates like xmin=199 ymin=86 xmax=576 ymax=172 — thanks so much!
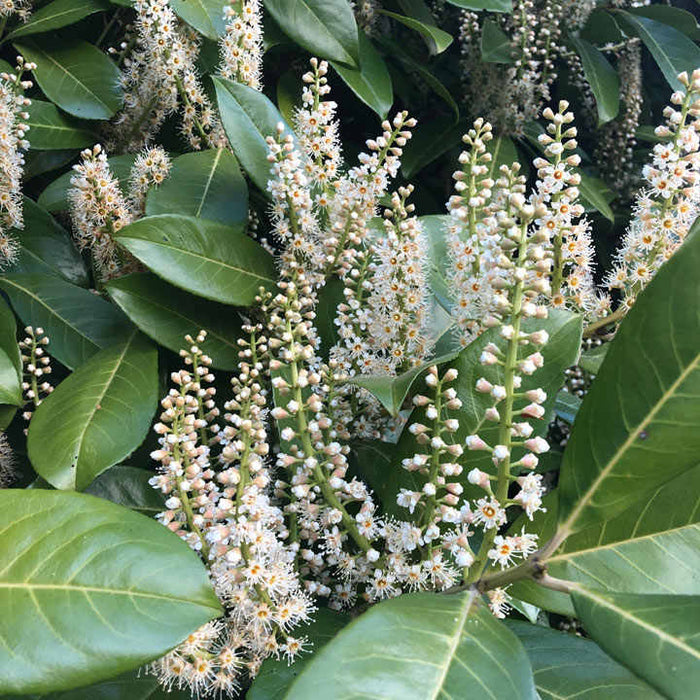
xmin=1 ymin=0 xmax=700 ymax=698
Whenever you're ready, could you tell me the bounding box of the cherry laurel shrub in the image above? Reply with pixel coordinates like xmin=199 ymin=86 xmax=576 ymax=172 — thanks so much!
xmin=0 ymin=1 xmax=699 ymax=698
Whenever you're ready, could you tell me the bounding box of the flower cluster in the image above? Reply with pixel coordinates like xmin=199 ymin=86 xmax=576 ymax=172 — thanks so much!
xmin=0 ymin=57 xmax=34 ymax=269
xmin=605 ymin=70 xmax=700 ymax=312
xmin=148 ymin=330 xmax=312 ymax=694
xmin=113 ymin=0 xmax=225 ymax=151
xmin=219 ymin=0 xmax=263 ymax=90
xmin=0 ymin=0 xmax=30 ymax=21
xmin=68 ymin=144 xmax=170 ymax=280
xmin=19 ymin=326 xmax=52 ymax=427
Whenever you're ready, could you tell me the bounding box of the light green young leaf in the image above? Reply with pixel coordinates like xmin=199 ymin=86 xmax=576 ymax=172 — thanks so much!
xmin=213 ymin=77 xmax=296 ymax=193
xmin=558 ymin=224 xmax=700 ymax=534
xmin=263 ymin=0 xmax=360 ymax=66
xmin=27 ymin=332 xmax=158 ymax=490
xmin=0 ymin=348 xmax=22 ymax=406
xmin=578 ymin=342 xmax=608 ymax=374
xmin=379 ymin=10 xmax=453 ymax=54
xmin=572 ymin=590 xmax=700 ymax=699
xmin=510 ymin=620 xmax=662 ymax=699
xmin=615 ymin=11 xmax=700 ymax=91
xmin=25 ymin=100 xmax=95 ymax=150
xmin=286 ymin=591 xmax=537 ymax=699
xmin=8 ymin=0 xmax=109 ymax=39
xmin=15 ymin=39 xmax=123 ymax=120
xmin=10 ymin=198 xmax=89 ymax=286
xmin=0 ymin=296 xmax=22 ymax=380
xmin=569 ymin=36 xmax=620 ymax=124
xmin=115 ymin=215 xmax=276 ymax=306
xmin=0 ymin=273 xmax=132 ymax=370
xmin=481 ymin=18 xmax=512 ymax=63
xmin=0 ymin=489 xmax=222 ymax=694
xmin=578 ymin=171 xmax=615 ymax=223
xmin=331 ymin=32 xmax=393 ymax=119
xmin=106 ymin=272 xmax=243 ymax=371
xmin=145 ymin=148 xmax=248 ymax=227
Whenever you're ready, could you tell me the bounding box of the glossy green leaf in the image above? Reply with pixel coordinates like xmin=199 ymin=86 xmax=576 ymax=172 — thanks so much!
xmin=0 ymin=347 xmax=22 ymax=406
xmin=0 ymin=273 xmax=132 ymax=370
xmin=0 ymin=295 xmax=22 ymax=379
xmin=263 ymin=0 xmax=360 ymax=66
xmin=0 ymin=404 xmax=16 ymax=430
xmin=286 ymin=591 xmax=537 ymax=699
xmin=145 ymin=148 xmax=248 ymax=227
xmin=481 ymin=18 xmax=512 ymax=63
xmin=25 ymin=100 xmax=95 ymax=150
xmin=401 ymin=116 xmax=463 ymax=178
xmin=8 ymin=0 xmax=109 ymax=39
xmin=106 ymin=272 xmax=243 ymax=370
xmin=213 ymin=77 xmax=296 ymax=193
xmin=27 ymin=332 xmax=158 ymax=490
xmin=314 ymin=275 xmax=344 ymax=356
xmin=85 ymin=465 xmax=166 ymax=515
xmin=348 ymin=351 xmax=459 ymax=417
xmin=615 ymin=12 xmax=700 ymax=91
xmin=553 ymin=390 xmax=581 ymax=424
xmin=331 ymin=32 xmax=393 ymax=119
xmin=629 ymin=6 xmax=700 ymax=41
xmin=25 ymin=149 xmax=77 ymax=180
xmin=445 ymin=0 xmax=512 ymax=11
xmin=115 ymin=215 xmax=276 ymax=306
xmin=10 ymin=198 xmax=89 ymax=286
xmin=569 ymin=36 xmax=620 ymax=124
xmin=572 ymin=590 xmax=700 ymax=700
xmin=15 ymin=40 xmax=123 ymax=120
xmin=578 ymin=172 xmax=615 ymax=223
xmin=249 ymin=609 xmax=350 ymax=699
xmin=379 ymin=10 xmax=453 ymax=54
xmin=38 ymin=154 xmax=136 ymax=213
xmin=578 ymin=343 xmax=608 ymax=375
xmin=510 ymin=620 xmax=662 ymax=699
xmin=580 ymin=9 xmax=624 ymax=46
xmin=0 ymin=489 xmax=222 ymax=694
xmin=558 ymin=225 xmax=700 ymax=535
xmin=169 ymin=0 xmax=225 ymax=40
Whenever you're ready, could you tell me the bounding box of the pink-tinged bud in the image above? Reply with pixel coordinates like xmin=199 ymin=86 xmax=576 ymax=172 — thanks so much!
xmin=485 ymin=407 xmax=500 ymax=421
xmin=446 ymin=482 xmax=464 ymax=496
xmin=466 ymin=434 xmax=488 ymax=450
xmin=271 ymin=407 xmax=289 ymax=419
xmin=444 ymin=494 xmax=459 ymax=506
xmin=526 ymin=388 xmax=547 ymax=404
xmin=480 ymin=351 xmax=499 ymax=365
xmin=524 ymin=437 xmax=550 ymax=454
xmin=522 ymin=403 xmax=545 ymax=419
xmin=413 ymin=394 xmax=430 ymax=406
xmin=444 ymin=368 xmax=459 ymax=381
xmin=493 ymin=444 xmax=510 ymax=462
xmin=476 ymin=377 xmax=493 ymax=393
xmin=512 ymin=422 xmax=534 ymax=438
xmin=491 ymin=385 xmax=507 ymax=401
xmin=529 ymin=330 xmax=549 ymax=345
xmin=529 ymin=352 xmax=544 ymax=368
xmin=519 ymin=360 xmax=537 ymax=375
xmin=468 ymin=468 xmax=490 ymax=489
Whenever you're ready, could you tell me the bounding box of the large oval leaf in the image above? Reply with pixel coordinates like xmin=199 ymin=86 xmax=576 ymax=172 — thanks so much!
xmin=25 ymin=100 xmax=95 ymax=150
xmin=263 ymin=0 xmax=360 ymax=66
xmin=27 ymin=332 xmax=158 ymax=490
xmin=114 ymin=214 xmax=276 ymax=306
xmin=8 ymin=0 xmax=109 ymax=39
xmin=106 ymin=272 xmax=243 ymax=370
xmin=145 ymin=148 xmax=248 ymax=227
xmin=213 ymin=77 xmax=296 ymax=193
xmin=11 ymin=198 xmax=89 ymax=286
xmin=379 ymin=10 xmax=453 ymax=54
xmin=15 ymin=39 xmax=123 ymax=120
xmin=0 ymin=348 xmax=22 ymax=406
xmin=569 ymin=36 xmax=620 ymax=124
xmin=85 ymin=465 xmax=166 ymax=516
xmin=331 ymin=32 xmax=393 ymax=118
xmin=615 ymin=11 xmax=700 ymax=91
xmin=169 ymin=0 xmax=225 ymax=40
xmin=558 ymin=225 xmax=700 ymax=535
xmin=572 ymin=590 xmax=700 ymax=700
xmin=510 ymin=620 xmax=661 ymax=699
xmin=0 ymin=273 xmax=132 ymax=369
xmin=286 ymin=591 xmax=536 ymax=699
xmin=0 ymin=489 xmax=221 ymax=694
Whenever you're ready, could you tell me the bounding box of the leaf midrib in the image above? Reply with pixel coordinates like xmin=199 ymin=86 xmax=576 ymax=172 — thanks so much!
xmin=561 ymin=351 xmax=700 ymax=534
xmin=195 ymin=147 xmax=223 ymax=218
